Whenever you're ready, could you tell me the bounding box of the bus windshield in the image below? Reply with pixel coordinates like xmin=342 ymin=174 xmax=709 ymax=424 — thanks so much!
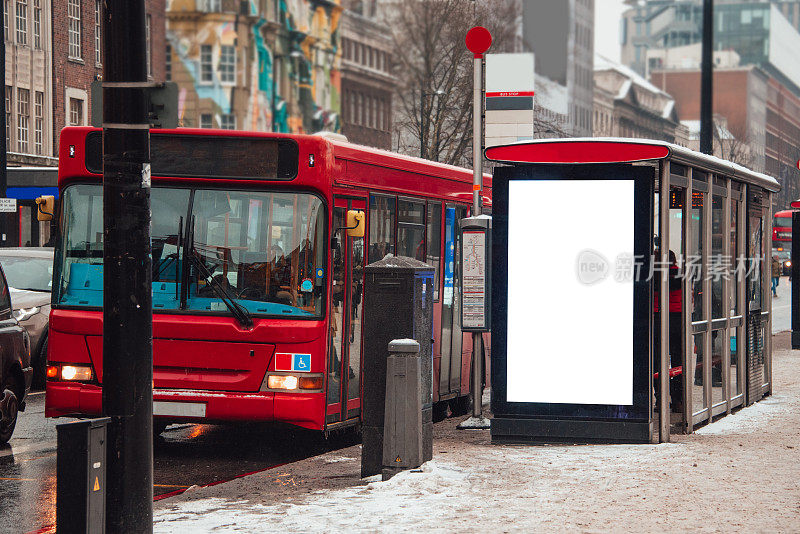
xmin=774 ymin=216 xmax=792 ymax=229
xmin=56 ymin=184 xmax=326 ymax=319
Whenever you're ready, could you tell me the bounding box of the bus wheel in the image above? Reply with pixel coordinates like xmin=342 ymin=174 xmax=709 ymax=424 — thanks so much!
xmin=432 ymin=401 xmax=449 ymax=422
xmin=449 ymin=395 xmax=471 ymax=417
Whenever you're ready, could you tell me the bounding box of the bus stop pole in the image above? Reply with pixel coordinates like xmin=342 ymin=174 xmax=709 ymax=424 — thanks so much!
xmin=101 ymin=1 xmax=154 ymax=531
xmin=470 ymin=53 xmax=484 ymax=421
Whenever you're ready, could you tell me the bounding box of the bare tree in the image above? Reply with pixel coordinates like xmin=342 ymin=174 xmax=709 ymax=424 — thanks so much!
xmin=713 ymin=120 xmax=754 ymax=169
xmin=383 ymin=0 xmax=520 ymax=166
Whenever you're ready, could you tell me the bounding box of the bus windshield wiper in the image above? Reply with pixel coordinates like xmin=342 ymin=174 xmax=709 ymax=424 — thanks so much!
xmin=186 ymin=219 xmax=253 ymax=329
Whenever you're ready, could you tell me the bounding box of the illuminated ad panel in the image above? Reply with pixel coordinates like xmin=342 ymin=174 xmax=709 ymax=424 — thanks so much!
xmin=490 ymin=162 xmax=653 ymax=440
xmin=506 ymin=180 xmax=634 ymax=405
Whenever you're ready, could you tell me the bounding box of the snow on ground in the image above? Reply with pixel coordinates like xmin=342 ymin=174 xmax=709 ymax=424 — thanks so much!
xmin=154 ymin=340 xmax=800 ymax=533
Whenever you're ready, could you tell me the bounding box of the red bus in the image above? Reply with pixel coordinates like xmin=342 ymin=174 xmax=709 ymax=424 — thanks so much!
xmin=773 ymin=209 xmax=794 ymax=252
xmin=45 ymin=127 xmax=491 ymax=433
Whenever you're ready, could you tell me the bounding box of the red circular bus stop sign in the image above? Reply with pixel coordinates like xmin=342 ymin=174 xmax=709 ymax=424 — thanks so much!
xmin=466 ymin=26 xmax=492 ymax=57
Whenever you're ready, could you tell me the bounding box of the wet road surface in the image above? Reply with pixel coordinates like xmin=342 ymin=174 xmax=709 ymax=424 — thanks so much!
xmin=0 ymin=393 xmax=358 ymax=533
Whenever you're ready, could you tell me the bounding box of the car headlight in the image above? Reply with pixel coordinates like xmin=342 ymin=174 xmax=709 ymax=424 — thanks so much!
xmin=13 ymin=306 xmax=40 ymax=322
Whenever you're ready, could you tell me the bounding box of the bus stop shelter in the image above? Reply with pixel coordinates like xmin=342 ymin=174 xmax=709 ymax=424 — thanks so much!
xmin=487 ymin=139 xmax=780 ymax=444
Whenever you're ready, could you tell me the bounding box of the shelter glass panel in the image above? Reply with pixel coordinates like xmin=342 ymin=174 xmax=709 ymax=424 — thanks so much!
xmin=730 ymin=200 xmax=740 ymax=317
xmin=711 ymin=196 xmax=724 ymax=319
xmin=691 ymin=333 xmax=707 ymax=414
xmin=690 ymin=192 xmax=704 ymax=322
xmin=748 ymin=215 xmax=762 ymax=311
xmin=730 ymin=326 xmax=742 ymax=397
xmin=712 ymin=329 xmax=724 ymax=406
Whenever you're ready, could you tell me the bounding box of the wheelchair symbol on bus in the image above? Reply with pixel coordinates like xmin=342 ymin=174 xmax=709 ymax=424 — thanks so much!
xmin=293 ymin=354 xmax=311 ymax=372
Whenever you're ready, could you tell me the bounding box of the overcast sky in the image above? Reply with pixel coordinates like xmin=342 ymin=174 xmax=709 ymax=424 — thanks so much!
xmin=594 ymin=0 xmax=628 ymax=62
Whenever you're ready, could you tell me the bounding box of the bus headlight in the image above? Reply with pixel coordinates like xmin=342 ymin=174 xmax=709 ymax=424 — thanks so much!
xmin=266 ymin=374 xmax=324 ymax=391
xmin=268 ymin=375 xmax=298 ymax=390
xmin=48 ymin=364 xmax=93 ymax=381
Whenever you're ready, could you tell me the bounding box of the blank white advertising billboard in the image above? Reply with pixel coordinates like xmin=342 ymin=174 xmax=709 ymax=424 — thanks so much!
xmin=506 ymin=180 xmax=634 ymax=405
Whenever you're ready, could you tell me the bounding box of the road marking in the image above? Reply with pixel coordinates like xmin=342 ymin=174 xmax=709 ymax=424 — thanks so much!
xmin=26 ymin=391 xmax=45 ymax=396
xmin=154 ymin=484 xmax=191 ymax=488
xmin=0 ymin=441 xmax=56 ymax=458
xmin=0 ymin=476 xmax=36 ymax=481
xmin=18 ymin=452 xmax=57 ymax=463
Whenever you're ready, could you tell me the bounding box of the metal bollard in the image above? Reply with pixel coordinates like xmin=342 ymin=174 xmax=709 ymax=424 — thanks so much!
xmin=56 ymin=417 xmax=110 ymax=534
xmin=382 ymin=339 xmax=423 ymax=481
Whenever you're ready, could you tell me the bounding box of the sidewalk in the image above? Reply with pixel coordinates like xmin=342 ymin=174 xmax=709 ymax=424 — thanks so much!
xmin=153 ymin=333 xmax=800 ymax=533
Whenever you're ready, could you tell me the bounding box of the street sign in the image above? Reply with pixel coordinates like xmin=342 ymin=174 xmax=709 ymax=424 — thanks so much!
xmin=0 ymin=198 xmax=17 ymax=212
xmin=485 ymin=53 xmax=535 ymax=147
xmin=465 ymin=26 xmax=492 ymax=57
xmin=460 ymin=216 xmax=492 ymax=331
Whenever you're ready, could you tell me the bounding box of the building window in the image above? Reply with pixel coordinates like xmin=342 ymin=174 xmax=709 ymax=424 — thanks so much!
xmin=219 ymin=45 xmax=235 ymax=84
xmin=33 ymin=90 xmax=42 ymax=155
xmin=4 ymin=86 xmax=11 ymax=151
xmin=200 ymin=113 xmax=212 ymax=129
xmin=198 ymin=0 xmax=221 ymax=11
xmin=15 ymin=0 xmax=26 ymax=45
xmin=69 ymin=97 xmax=83 ymax=126
xmin=220 ymin=114 xmax=235 ymax=130
xmin=146 ymin=14 xmax=152 ymax=77
xmin=68 ymin=0 xmax=81 ymax=59
xmin=94 ymin=0 xmax=101 ymax=65
xmin=165 ymin=43 xmax=172 ymax=81
xmin=200 ymin=44 xmax=213 ymax=83
xmin=16 ymin=88 xmax=28 ymax=152
xmin=3 ymin=0 xmax=8 ymax=42
xmin=33 ymin=0 xmax=40 ymax=49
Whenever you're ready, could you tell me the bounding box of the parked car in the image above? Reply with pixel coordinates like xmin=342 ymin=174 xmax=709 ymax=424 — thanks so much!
xmin=0 ymin=261 xmax=32 ymax=444
xmin=0 ymin=248 xmax=53 ymax=389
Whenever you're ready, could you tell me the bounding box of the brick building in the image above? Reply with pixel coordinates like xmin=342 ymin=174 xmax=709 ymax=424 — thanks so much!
xmin=652 ymin=67 xmax=800 ymax=209
xmin=53 ymin=0 xmax=165 ymax=152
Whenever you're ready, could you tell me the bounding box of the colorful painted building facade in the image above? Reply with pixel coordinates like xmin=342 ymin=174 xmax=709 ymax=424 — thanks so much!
xmin=166 ymin=0 xmax=342 ymax=134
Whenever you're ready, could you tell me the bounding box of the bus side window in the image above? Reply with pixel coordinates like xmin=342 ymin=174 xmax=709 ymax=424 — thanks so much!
xmin=427 ymin=201 xmax=442 ymax=301
xmin=397 ymin=199 xmax=425 ymax=262
xmin=369 ymin=194 xmax=396 ymax=262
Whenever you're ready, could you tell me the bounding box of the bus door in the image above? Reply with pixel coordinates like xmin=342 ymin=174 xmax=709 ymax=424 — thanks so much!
xmin=745 ymin=188 xmax=768 ymax=405
xmin=439 ymin=204 xmax=468 ymax=397
xmin=326 ymin=196 xmax=366 ymax=426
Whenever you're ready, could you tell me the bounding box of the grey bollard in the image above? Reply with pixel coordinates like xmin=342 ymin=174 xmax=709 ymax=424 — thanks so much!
xmin=382 ymin=339 xmax=423 ymax=481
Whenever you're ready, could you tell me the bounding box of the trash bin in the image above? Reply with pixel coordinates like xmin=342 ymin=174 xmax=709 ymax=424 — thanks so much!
xmin=361 ymin=255 xmax=433 ymax=478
